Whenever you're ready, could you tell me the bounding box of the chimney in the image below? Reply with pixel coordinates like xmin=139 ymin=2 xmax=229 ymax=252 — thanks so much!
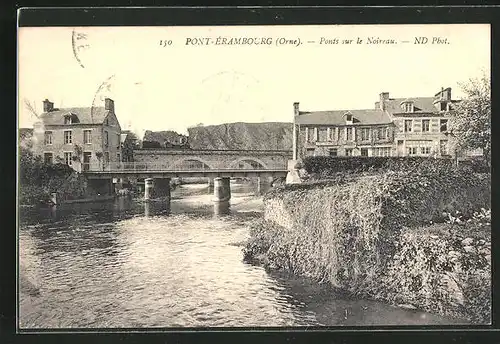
xmin=293 ymin=102 xmax=300 ymax=117
xmin=43 ymin=99 xmax=54 ymax=112
xmin=105 ymin=98 xmax=115 ymax=113
xmin=443 ymin=87 xmax=452 ymax=101
xmin=379 ymin=92 xmax=389 ymax=110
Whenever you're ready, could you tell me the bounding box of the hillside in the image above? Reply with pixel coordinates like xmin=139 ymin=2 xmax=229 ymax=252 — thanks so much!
xmin=187 ymin=122 xmax=293 ymax=150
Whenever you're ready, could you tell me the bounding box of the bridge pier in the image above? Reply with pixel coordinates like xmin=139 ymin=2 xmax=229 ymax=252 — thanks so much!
xmin=144 ymin=178 xmax=171 ymax=201
xmin=213 ymin=177 xmax=231 ymax=202
xmin=286 ymin=159 xmax=302 ymax=184
xmin=207 ymin=177 xmax=214 ymax=188
xmin=144 ymin=178 xmax=154 ymax=200
xmin=256 ymin=176 xmax=274 ymax=195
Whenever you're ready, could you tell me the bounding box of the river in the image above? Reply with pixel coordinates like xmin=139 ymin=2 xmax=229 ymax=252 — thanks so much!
xmin=18 ymin=182 xmax=468 ymax=328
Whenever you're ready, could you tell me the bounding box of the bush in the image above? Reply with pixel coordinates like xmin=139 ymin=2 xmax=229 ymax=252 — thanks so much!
xmin=19 ymin=146 xmax=89 ymax=205
xmin=302 ymin=156 xmax=487 ymax=178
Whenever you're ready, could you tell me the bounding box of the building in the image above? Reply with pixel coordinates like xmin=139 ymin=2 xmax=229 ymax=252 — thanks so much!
xmin=142 ymin=130 xmax=189 ymax=149
xmin=32 ymin=98 xmax=122 ymax=171
xmin=292 ymin=87 xmax=460 ymax=159
xmin=120 ymin=130 xmax=140 ymax=162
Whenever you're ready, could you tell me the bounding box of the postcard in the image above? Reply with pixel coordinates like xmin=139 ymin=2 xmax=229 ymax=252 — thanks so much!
xmin=17 ymin=19 xmax=491 ymax=330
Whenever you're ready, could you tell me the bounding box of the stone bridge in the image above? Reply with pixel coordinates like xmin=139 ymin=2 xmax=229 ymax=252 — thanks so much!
xmin=132 ymin=148 xmax=292 ymax=170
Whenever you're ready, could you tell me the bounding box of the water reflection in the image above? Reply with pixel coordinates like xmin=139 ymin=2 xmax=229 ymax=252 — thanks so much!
xmin=213 ymin=201 xmax=230 ymax=217
xmin=144 ymin=201 xmax=171 ymax=217
xmin=266 ymin=271 xmax=469 ymax=326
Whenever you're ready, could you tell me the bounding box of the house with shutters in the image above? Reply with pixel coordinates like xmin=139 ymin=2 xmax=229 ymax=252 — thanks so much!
xmin=292 ymin=87 xmax=460 ymax=159
xmin=32 ymin=98 xmax=122 ymax=171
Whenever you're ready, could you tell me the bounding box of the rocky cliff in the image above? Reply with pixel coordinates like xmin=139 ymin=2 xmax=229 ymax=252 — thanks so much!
xmin=187 ymin=122 xmax=293 ymax=150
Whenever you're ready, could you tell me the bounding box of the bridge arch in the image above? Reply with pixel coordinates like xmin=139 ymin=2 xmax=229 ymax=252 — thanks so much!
xmin=230 ymin=157 xmax=269 ymax=169
xmin=170 ymin=157 xmax=214 ymax=170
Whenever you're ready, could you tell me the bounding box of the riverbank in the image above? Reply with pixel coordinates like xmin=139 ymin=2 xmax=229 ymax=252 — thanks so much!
xmin=243 ymin=170 xmax=491 ymax=323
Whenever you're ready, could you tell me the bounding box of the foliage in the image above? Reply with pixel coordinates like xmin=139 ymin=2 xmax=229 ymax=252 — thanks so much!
xmin=380 ymin=228 xmax=491 ymax=323
xmin=302 ymin=156 xmax=490 ymax=179
xmin=449 ymin=74 xmax=491 ymax=165
xmin=73 ymin=144 xmax=83 ymax=161
xmin=18 ymin=146 xmax=88 ymax=205
xmin=141 ymin=140 xmax=162 ymax=148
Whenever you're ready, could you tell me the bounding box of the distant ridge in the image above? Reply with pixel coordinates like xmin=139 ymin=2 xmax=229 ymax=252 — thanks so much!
xmin=187 ymin=122 xmax=293 ymax=151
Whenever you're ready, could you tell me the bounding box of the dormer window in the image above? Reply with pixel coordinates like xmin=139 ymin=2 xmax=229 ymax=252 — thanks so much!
xmin=344 ymin=112 xmax=353 ymax=124
xmin=401 ymin=100 xmax=414 ymax=113
xmin=64 ymin=113 xmax=79 ymax=124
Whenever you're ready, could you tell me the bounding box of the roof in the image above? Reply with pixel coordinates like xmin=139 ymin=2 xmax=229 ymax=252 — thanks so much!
xmin=383 ymin=97 xmax=438 ymax=114
xmin=38 ymin=107 xmax=110 ymax=125
xmin=295 ymin=109 xmax=392 ymax=126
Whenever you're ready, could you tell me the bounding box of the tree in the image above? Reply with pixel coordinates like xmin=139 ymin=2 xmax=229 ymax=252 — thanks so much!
xmin=23 ymin=99 xmax=40 ymax=120
xmin=449 ymin=73 xmax=491 ymax=166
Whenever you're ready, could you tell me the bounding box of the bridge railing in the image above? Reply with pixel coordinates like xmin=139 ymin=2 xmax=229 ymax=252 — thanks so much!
xmin=86 ymin=162 xmax=287 ymax=172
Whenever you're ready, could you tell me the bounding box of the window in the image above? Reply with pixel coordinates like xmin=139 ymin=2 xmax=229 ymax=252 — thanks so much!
xmin=104 ymin=131 xmax=109 ymax=146
xmin=306 ymin=127 xmax=314 ymax=143
xmin=440 ymin=119 xmax=448 ymax=132
xmin=83 ymin=152 xmax=91 ymax=171
xmin=440 ymin=103 xmax=447 ymax=111
xmin=318 ymin=128 xmax=328 ymax=141
xmin=43 ymin=153 xmax=53 ymax=164
xmin=345 ymin=148 xmax=353 ymax=156
xmin=402 ymin=102 xmax=414 ymax=112
xmin=346 ymin=127 xmax=353 ymax=141
xmin=360 ymin=148 xmax=369 ymax=157
xmin=104 ymin=152 xmax=110 ymax=165
xmin=378 ymin=127 xmax=388 ymax=140
xmin=117 ymin=133 xmax=121 ymax=148
xmin=329 ymin=148 xmax=338 ymax=157
xmin=117 ymin=153 xmax=121 ymax=162
xmin=407 ymin=147 xmax=418 ymax=155
xmin=440 ymin=140 xmax=448 ymax=155
xmin=84 ymin=130 xmax=92 ymax=144
xmin=404 ymin=120 xmax=413 ymax=132
xmin=421 ymin=147 xmax=431 ymax=155
xmin=306 ymin=148 xmax=315 ymax=157
xmin=329 ymin=128 xmax=336 ymax=141
xmin=360 ymin=128 xmax=370 ymax=141
xmin=64 ymin=115 xmax=72 ymax=125
xmin=345 ymin=114 xmax=353 ymax=124
xmin=374 ymin=147 xmax=392 ymax=157
xmin=64 ymin=130 xmax=72 ymax=144
xmin=44 ymin=131 xmax=52 ymax=145
xmin=64 ymin=152 xmax=72 ymax=166
xmin=422 ymin=120 xmax=430 ymax=132
xmin=338 ymin=128 xmax=344 ymax=141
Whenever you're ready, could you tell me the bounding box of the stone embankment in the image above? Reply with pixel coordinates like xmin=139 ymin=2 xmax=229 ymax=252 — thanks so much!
xmin=244 ymin=171 xmax=491 ymax=323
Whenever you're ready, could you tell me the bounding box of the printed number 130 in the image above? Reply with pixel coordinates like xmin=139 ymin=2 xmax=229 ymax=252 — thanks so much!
xmin=160 ymin=39 xmax=173 ymax=47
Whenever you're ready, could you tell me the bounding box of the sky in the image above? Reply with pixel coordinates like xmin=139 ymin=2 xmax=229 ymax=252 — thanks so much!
xmin=18 ymin=24 xmax=490 ymax=135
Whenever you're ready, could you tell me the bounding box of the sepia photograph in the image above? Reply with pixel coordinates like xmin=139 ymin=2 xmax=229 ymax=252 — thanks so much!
xmin=17 ymin=22 xmax=491 ymax=329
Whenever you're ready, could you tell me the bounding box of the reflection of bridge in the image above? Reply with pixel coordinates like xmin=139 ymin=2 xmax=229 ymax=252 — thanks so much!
xmin=82 ymin=149 xmax=292 ymax=203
